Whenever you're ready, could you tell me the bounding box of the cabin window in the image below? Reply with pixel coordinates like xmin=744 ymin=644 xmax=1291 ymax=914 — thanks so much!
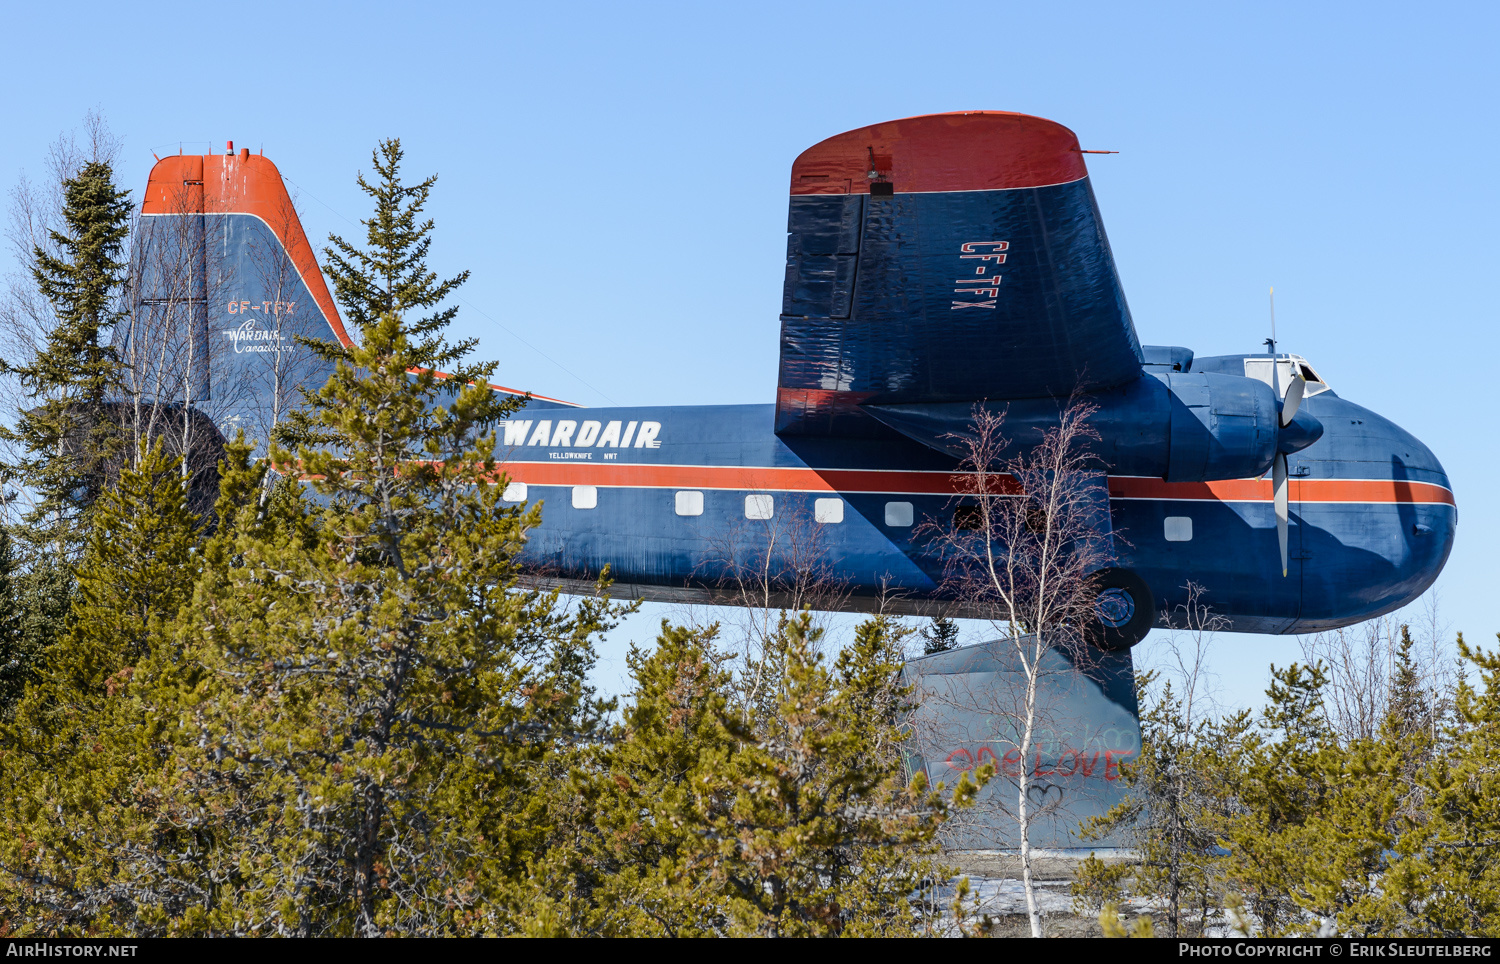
xmin=814 ymin=498 xmax=844 ymax=524
xmin=675 ymin=490 xmax=703 ymax=516
xmin=572 ymin=486 xmax=598 ymax=509
xmin=501 ymin=482 xmax=527 ymax=503
xmin=885 ymin=501 xmax=913 ymax=527
xmin=745 ymin=494 xmax=774 ymax=520
xmin=1164 ymin=516 xmax=1193 ymax=542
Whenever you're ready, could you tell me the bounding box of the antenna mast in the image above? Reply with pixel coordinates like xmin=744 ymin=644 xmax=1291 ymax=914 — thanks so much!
xmin=1264 ymin=286 xmax=1277 ymax=354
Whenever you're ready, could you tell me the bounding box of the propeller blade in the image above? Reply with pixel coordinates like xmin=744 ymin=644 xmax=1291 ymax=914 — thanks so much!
xmin=1273 ymin=452 xmax=1289 ymax=577
xmin=1281 ymin=373 xmax=1307 ymax=427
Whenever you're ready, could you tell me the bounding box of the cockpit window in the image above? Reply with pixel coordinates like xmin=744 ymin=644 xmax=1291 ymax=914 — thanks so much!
xmin=1243 ymin=355 xmax=1331 ymax=397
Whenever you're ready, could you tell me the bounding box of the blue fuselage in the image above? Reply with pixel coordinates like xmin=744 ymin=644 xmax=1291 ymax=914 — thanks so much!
xmin=498 ymin=380 xmax=1454 ymax=635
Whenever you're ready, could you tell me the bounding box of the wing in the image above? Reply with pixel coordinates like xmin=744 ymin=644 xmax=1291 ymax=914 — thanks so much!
xmin=776 ymin=112 xmax=1143 ymax=435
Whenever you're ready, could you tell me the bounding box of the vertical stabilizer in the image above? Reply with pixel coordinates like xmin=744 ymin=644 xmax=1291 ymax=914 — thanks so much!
xmin=122 ymin=145 xmax=574 ymax=452
xmin=123 ymin=147 xmax=347 ymax=449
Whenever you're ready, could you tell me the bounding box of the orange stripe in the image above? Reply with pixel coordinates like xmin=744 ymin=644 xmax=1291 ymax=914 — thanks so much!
xmin=497 ymin=462 xmax=1455 ymax=506
xmin=1108 ymin=476 xmax=1456 ymax=506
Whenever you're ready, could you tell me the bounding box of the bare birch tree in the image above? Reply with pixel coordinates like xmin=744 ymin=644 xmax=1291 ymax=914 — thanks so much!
xmin=917 ymin=400 xmax=1118 ymax=938
xmin=1297 ymin=593 xmax=1455 ymax=747
xmin=1153 ymin=581 xmax=1229 ymax=727
xmin=115 ymin=170 xmax=251 ymax=521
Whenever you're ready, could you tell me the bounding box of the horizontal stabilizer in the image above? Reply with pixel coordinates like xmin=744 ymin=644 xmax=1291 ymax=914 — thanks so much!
xmin=903 ymin=638 xmax=1141 ymax=849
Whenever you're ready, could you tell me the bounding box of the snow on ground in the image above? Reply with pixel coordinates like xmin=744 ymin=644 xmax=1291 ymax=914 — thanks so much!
xmin=962 ymin=876 xmax=1077 ymax=916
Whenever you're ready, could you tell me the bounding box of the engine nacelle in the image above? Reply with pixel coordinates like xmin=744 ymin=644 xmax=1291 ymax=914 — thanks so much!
xmin=1161 ymin=372 xmax=1280 ymax=482
xmin=865 ymin=372 xmax=1292 ymax=483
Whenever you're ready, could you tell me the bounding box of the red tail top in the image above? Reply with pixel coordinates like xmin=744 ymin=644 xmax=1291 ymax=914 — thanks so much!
xmin=142 ymin=152 xmax=354 ymax=348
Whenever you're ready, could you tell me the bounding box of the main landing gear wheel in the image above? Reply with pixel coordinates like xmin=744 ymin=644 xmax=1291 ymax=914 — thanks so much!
xmin=1085 ymin=567 xmax=1155 ymax=652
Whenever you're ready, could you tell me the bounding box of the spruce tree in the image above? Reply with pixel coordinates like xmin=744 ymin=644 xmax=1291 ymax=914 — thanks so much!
xmin=0 ymin=159 xmax=131 ymax=555
xmin=573 ymin=622 xmax=739 ymax=936
xmin=0 ymin=531 xmax=28 ymax=715
xmin=1375 ymin=634 xmax=1500 ymax=935
xmin=3 ymin=556 xmax=74 ymax=714
xmin=281 ymin=139 xmax=488 ymax=450
xmin=176 ymin=300 xmax=617 ymax=933
xmin=1075 ymin=672 xmax=1225 ymax=937
xmin=0 ymin=159 xmax=131 ymax=705
xmin=0 ymin=441 xmax=205 ymax=933
xmin=124 ymin=140 xmax=619 ymax=936
xmin=527 ymin=613 xmax=979 ymax=937
xmin=322 ymin=138 xmax=471 ymax=362
xmin=920 ymin=614 xmax=960 ymax=655
xmin=677 ymin=613 xmax=954 ymax=937
xmin=1206 ymin=663 xmax=1341 ymax=936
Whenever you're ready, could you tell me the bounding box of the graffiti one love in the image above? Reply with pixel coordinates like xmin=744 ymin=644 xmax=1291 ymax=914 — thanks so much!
xmin=943 ymin=745 xmax=1136 ymax=781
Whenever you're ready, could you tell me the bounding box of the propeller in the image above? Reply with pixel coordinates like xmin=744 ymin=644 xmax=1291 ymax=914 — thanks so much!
xmin=1274 ymin=373 xmax=1309 ymax=577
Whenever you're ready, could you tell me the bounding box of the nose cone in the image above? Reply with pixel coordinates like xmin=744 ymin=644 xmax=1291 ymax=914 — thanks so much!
xmin=1290 ymin=392 xmax=1455 ymax=631
xmin=1278 ymin=408 xmax=1324 ymax=455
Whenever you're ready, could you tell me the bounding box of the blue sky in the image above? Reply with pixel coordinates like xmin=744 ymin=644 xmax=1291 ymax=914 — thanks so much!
xmin=4 ymin=1 xmax=1495 ymax=711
